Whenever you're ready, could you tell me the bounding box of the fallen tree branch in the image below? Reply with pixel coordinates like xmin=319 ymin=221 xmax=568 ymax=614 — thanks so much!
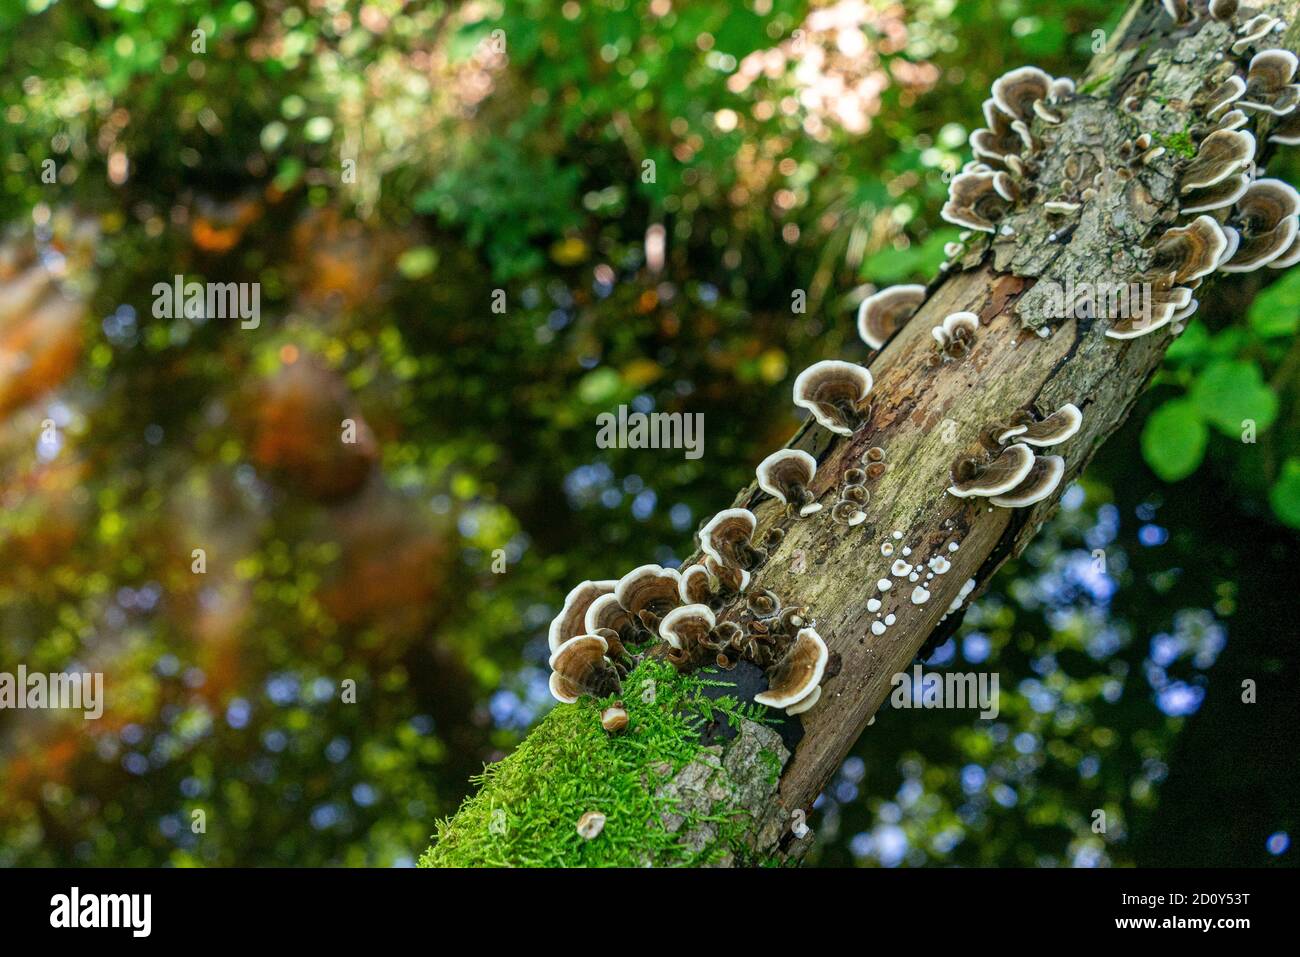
xmin=423 ymin=0 xmax=1300 ymax=867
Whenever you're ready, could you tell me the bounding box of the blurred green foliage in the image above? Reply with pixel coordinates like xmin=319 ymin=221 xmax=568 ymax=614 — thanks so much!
xmin=0 ymin=0 xmax=1295 ymax=868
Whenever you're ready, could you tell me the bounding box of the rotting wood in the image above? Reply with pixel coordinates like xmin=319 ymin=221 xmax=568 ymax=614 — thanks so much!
xmin=428 ymin=0 xmax=1300 ymax=866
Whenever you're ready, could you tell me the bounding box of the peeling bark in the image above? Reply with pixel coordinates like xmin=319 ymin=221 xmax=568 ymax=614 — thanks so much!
xmin=429 ymin=0 xmax=1300 ymax=866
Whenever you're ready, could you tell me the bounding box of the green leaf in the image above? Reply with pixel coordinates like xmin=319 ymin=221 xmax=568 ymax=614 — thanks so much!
xmin=1189 ymin=360 xmax=1278 ymax=436
xmin=1141 ymin=399 xmax=1208 ymax=481
xmin=1247 ymin=268 xmax=1300 ymax=337
xmin=1270 ymin=458 xmax=1300 ymax=528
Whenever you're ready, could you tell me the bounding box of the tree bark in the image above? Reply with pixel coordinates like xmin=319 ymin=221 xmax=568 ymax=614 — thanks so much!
xmin=424 ymin=0 xmax=1300 ymax=866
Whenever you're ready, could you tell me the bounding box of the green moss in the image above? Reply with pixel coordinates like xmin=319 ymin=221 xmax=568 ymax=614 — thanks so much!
xmin=419 ymin=660 xmax=774 ymax=867
xmin=1159 ymin=128 xmax=1196 ymax=158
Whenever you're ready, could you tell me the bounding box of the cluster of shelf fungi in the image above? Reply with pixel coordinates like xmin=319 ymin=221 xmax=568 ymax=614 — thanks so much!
xmin=548 ymin=1 xmax=1300 ymax=740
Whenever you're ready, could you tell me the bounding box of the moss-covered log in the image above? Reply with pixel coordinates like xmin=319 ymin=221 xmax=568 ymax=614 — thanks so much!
xmin=423 ymin=1 xmax=1300 ymax=867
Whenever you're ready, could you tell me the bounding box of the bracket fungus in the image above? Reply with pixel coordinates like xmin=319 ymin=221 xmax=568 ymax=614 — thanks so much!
xmin=1269 ymin=110 xmax=1300 ymax=144
xmin=941 ymin=170 xmax=1013 ymax=233
xmin=856 ymin=284 xmax=927 ymax=349
xmin=548 ymin=634 xmax=622 ymax=704
xmin=678 ymin=563 xmax=714 ymax=606
xmin=1209 ymin=0 xmax=1238 ymax=19
xmin=1148 ymin=215 xmax=1232 ymax=283
xmin=969 ymin=99 xmax=1025 ymax=168
xmin=1017 ymin=403 xmax=1083 ymax=447
xmin=615 ymin=564 xmax=682 ymax=634
xmin=990 ymin=454 xmax=1066 ymax=507
xmin=792 ymin=360 xmax=873 ymax=436
xmin=699 ymin=508 xmax=765 ymax=570
xmin=704 ymin=556 xmax=751 ymax=596
xmin=1234 ymin=15 xmax=1283 ymax=57
xmin=785 ymin=684 xmax=822 ymax=717
xmin=1181 ymin=172 xmax=1251 ymax=214
xmin=659 ymin=603 xmax=717 ymax=652
xmin=1180 ymin=130 xmax=1256 ymax=192
xmin=991 ymin=66 xmax=1053 ymax=122
xmin=757 ymin=449 xmax=822 ymax=516
xmin=753 ymin=627 xmax=829 ymax=710
xmin=548 ymin=579 xmax=617 ymax=653
xmin=930 ymin=311 xmax=979 ymax=359
xmin=1220 ymin=178 xmax=1300 ymax=271
xmin=1240 ymin=49 xmax=1300 ymax=115
xmin=1205 ymin=75 xmax=1247 ymax=119
xmin=948 ymin=443 xmax=1036 ymax=498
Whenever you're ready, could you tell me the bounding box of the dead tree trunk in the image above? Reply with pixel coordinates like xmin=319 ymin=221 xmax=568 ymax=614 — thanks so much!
xmin=422 ymin=1 xmax=1300 ymax=866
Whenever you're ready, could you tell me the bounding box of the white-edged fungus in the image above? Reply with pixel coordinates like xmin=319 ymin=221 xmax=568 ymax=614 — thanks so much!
xmin=585 ymin=592 xmax=637 ymax=639
xmin=1240 ymin=49 xmax=1300 ymax=115
xmin=1181 ymin=172 xmax=1251 ymax=214
xmin=1213 ymin=108 xmax=1250 ymax=132
xmin=658 ymin=603 xmax=717 ymax=651
xmin=614 ymin=564 xmax=682 ymax=632
xmin=1205 ymin=75 xmax=1247 ymax=118
xmin=969 ymin=99 xmax=1024 ymax=167
xmin=1044 ymin=200 xmax=1081 ymax=215
xmin=753 ymin=627 xmax=828 ymax=709
xmin=857 ymin=283 xmax=927 ymax=349
xmin=1234 ymin=16 xmax=1281 ymax=56
xmin=1269 ymin=229 xmax=1300 ymax=268
xmin=1209 ymin=0 xmax=1238 ymax=20
xmin=549 ymin=634 xmax=620 ymax=703
xmin=1018 ymin=403 xmax=1083 ymax=447
xmin=1220 ymin=178 xmax=1300 ymax=271
xmin=990 ymin=454 xmax=1065 ymax=507
xmin=830 ymin=500 xmax=867 ymax=526
xmin=932 ymin=310 xmax=980 ymax=359
xmin=948 ymin=443 xmax=1036 ymax=498
xmin=698 ymin=508 xmax=764 ymax=569
xmin=785 ymin=684 xmax=822 ymax=717
xmin=1148 ymin=215 xmax=1232 ymax=282
xmin=1180 ymin=130 xmax=1256 ymax=192
xmin=704 ymin=555 xmax=751 ymax=595
xmin=1269 ymin=109 xmax=1300 ymax=145
xmin=942 ymin=170 xmax=1012 ymax=233
xmin=793 ymin=359 xmax=873 ymax=436
xmin=548 ymin=579 xmax=618 ymax=653
xmin=991 ymin=66 xmax=1054 ymax=121
xmin=678 ymin=563 xmax=713 ymax=605
xmin=757 ymin=448 xmax=821 ymax=516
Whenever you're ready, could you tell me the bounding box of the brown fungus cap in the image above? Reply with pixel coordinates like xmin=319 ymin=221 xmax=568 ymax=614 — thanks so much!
xmin=1180 ymin=130 xmax=1256 ymax=193
xmin=658 ymin=603 xmax=717 ymax=651
xmin=941 ymin=170 xmax=1012 ymax=233
xmin=969 ymin=99 xmax=1024 ymax=167
xmin=1205 ymin=75 xmax=1247 ymax=118
xmin=948 ymin=443 xmax=1036 ymax=498
xmin=754 ymin=627 xmax=829 ymax=709
xmin=1240 ymin=49 xmax=1300 ymax=115
xmin=678 ymin=564 xmax=713 ymax=605
xmin=990 ymin=454 xmax=1066 ymax=507
xmin=793 ymin=360 xmax=873 ymax=436
xmin=1148 ymin=215 xmax=1231 ymax=283
xmin=1018 ymin=403 xmax=1083 ymax=447
xmin=856 ymin=284 xmax=927 ymax=349
xmin=1269 ymin=110 xmax=1300 ymax=145
xmin=1221 ymin=178 xmax=1300 ymax=271
xmin=1182 ymin=172 xmax=1251 ymax=214
xmin=704 ymin=555 xmax=750 ymax=595
xmin=756 ymin=449 xmax=822 ymax=516
xmin=549 ymin=635 xmax=621 ymax=704
xmin=699 ymin=507 xmax=764 ymax=569
xmin=548 ymin=579 xmax=617 ymax=653
xmin=991 ymin=66 xmax=1053 ymax=122
xmin=584 ymin=592 xmax=637 ymax=640
xmin=614 ymin=564 xmax=682 ymax=628
xmin=785 ymin=684 xmax=823 ymax=717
